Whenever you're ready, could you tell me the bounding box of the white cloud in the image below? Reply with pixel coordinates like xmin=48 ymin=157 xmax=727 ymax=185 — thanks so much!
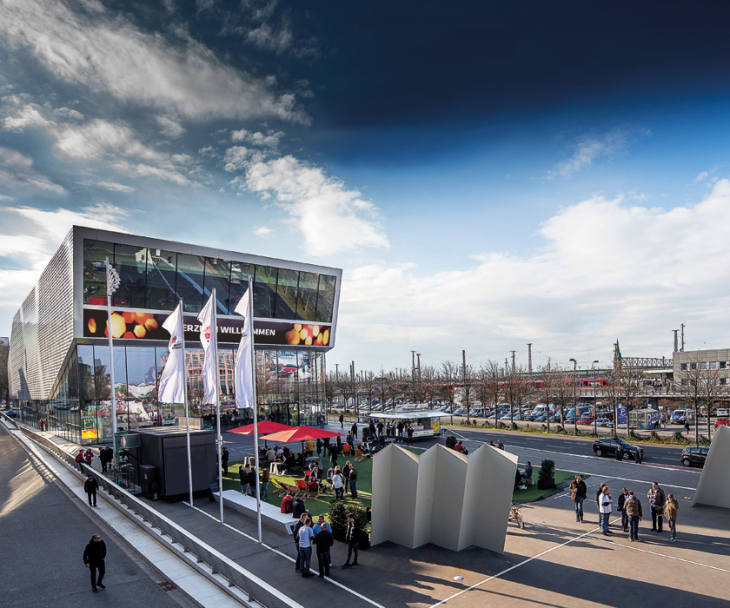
xmin=56 ymin=119 xmax=130 ymax=159
xmin=0 ymin=202 xmax=128 ymax=313
xmin=245 ymin=22 xmax=293 ymax=54
xmin=0 ymin=147 xmax=66 ymax=196
xmin=53 ymin=106 xmax=84 ymax=120
xmin=254 ymin=226 xmax=272 ymax=237
xmin=157 ymin=115 xmax=186 ymax=139
xmin=244 ymin=155 xmax=389 ymax=257
xmin=548 ymin=128 xmax=646 ymax=179
xmin=0 ymin=0 xmax=309 ymax=124
xmin=694 ymin=171 xmax=709 ymax=183
xmin=3 ymin=103 xmax=49 ymax=130
xmin=97 ymin=181 xmax=134 ymax=193
xmin=223 ymin=146 xmax=251 ymax=172
xmin=333 ymin=179 xmax=730 ymax=369
xmin=231 ymin=128 xmax=283 ymax=148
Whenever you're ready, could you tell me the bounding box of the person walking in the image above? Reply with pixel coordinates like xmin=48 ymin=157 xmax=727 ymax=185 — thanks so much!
xmin=84 ymin=474 xmax=99 ymax=507
xmin=599 ymin=486 xmax=613 ymax=535
xmin=221 ymin=447 xmax=229 ymax=477
xmin=342 ymin=461 xmax=352 ymax=494
xmin=406 ymin=426 xmax=414 ymax=446
xmin=617 ymin=487 xmax=630 ymax=532
xmin=341 ymin=513 xmax=360 ymax=568
xmin=664 ymin=493 xmax=679 ymax=542
xmin=615 ymin=444 xmax=623 ymax=461
xmin=349 ymin=464 xmax=358 ymax=499
xmin=647 ymin=482 xmax=666 ymax=533
xmin=595 ymin=482 xmax=607 ymax=523
xmin=313 ymin=521 xmax=334 ymax=579
xmin=396 ymin=421 xmax=404 ymax=442
xmin=339 ymin=413 xmax=344 ymax=428
xmin=83 ymin=534 xmax=107 ymax=592
xmin=298 ymin=519 xmax=315 ymax=578
xmin=569 ymin=475 xmax=587 ymax=522
xmin=625 ymin=491 xmax=643 ymax=541
xmin=351 ymin=422 xmax=358 ymax=439
xmin=684 ymin=420 xmax=690 ymax=434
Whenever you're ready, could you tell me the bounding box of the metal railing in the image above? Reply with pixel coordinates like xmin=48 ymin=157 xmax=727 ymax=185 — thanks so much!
xmin=19 ymin=427 xmax=303 ymax=608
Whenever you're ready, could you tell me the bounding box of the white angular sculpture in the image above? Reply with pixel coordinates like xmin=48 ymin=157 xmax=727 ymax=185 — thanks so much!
xmin=371 ymin=443 xmax=518 ymax=553
xmin=693 ymin=426 xmax=730 ymax=509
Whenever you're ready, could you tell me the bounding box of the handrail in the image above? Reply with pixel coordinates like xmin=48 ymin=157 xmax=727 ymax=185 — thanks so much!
xmin=19 ymin=427 xmax=303 ymax=608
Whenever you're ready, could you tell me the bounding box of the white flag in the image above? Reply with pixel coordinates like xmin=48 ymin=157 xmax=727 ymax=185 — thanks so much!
xmin=234 ymin=289 xmax=254 ymax=409
xmin=158 ymin=302 xmax=186 ymax=404
xmin=198 ymin=292 xmax=219 ymax=404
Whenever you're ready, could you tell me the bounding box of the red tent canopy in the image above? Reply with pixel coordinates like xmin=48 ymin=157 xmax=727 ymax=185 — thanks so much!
xmin=228 ymin=421 xmax=294 ymax=435
xmin=260 ymin=427 xmax=344 ymax=443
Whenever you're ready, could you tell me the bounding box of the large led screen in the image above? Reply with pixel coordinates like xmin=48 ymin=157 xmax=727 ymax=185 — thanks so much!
xmin=83 ymin=308 xmax=332 ymax=348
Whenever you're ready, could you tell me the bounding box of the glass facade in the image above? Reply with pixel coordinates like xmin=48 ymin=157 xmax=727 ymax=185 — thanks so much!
xmin=35 ymin=342 xmax=327 ymax=445
xmin=83 ymin=239 xmax=337 ymax=323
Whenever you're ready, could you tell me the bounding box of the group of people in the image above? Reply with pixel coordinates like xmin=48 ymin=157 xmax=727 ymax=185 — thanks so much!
xmin=74 ymin=448 xmax=95 ymax=471
xmin=293 ymin=510 xmax=362 ymax=578
xmin=570 ymin=475 xmax=680 ymax=542
xmin=239 ymin=463 xmax=270 ymax=500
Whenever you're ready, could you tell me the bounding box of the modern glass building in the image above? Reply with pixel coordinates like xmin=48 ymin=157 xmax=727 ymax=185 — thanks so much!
xmin=8 ymin=226 xmax=341 ymax=445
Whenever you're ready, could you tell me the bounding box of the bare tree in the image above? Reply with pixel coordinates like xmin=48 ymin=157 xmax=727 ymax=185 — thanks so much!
xmin=420 ymin=365 xmax=439 ymax=409
xmin=441 ymin=361 xmax=459 ymax=423
xmin=675 ymin=353 xmax=727 ymax=445
xmin=538 ymin=361 xmax=554 ymax=433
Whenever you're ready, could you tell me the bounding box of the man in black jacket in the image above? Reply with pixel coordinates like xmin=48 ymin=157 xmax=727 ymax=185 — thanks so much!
xmin=349 ymin=465 xmax=358 ymax=499
xmin=617 ymin=487 xmax=630 ymax=532
xmin=83 ymin=534 xmax=107 ymax=591
xmin=313 ymin=522 xmax=334 ymax=578
xmin=341 ymin=513 xmax=360 ymax=568
xmin=221 ymin=447 xmax=230 ymax=477
xmin=84 ymin=474 xmax=99 ymax=507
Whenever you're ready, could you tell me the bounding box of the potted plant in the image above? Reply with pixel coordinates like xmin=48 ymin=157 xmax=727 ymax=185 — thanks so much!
xmin=537 ymin=459 xmax=556 ymax=490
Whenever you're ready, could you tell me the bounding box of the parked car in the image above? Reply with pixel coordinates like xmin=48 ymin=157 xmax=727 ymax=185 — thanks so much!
xmin=592 ymin=437 xmax=644 ymax=461
xmin=595 ymin=418 xmax=611 ymax=427
xmin=680 ymin=446 xmax=708 ymax=467
xmin=576 ymin=417 xmax=594 ymax=425
xmin=4 ymin=410 xmax=18 ymax=418
xmin=715 ymin=417 xmax=729 ymax=430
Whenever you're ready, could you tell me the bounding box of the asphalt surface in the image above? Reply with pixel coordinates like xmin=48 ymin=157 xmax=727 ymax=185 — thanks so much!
xmin=0 ymin=425 xmax=193 ymax=608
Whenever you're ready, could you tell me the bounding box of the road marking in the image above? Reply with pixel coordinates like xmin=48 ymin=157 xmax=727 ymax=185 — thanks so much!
xmin=185 ymin=502 xmax=387 ymax=608
xmin=536 ymin=522 xmax=730 ymax=575
xmin=430 ymin=522 xmax=607 ymax=607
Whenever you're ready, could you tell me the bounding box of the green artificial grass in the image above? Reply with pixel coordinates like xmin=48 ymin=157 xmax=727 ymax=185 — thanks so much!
xmin=512 ymin=468 xmax=576 ymax=503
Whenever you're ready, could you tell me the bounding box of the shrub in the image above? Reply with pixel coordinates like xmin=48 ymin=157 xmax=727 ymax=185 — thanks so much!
xmin=699 ymin=435 xmax=711 ymax=446
xmin=445 ymin=435 xmax=457 ymax=450
xmin=538 ymin=459 xmax=556 ymax=481
xmin=541 ymin=424 xmax=547 ymax=431
xmin=327 ymin=501 xmax=370 ymax=535
xmin=555 ymin=425 xmax=567 ymax=435
xmin=629 ymin=429 xmax=641 ymax=440
xmin=672 ymin=430 xmax=686 ymax=443
xmin=650 ymin=431 xmax=660 ymax=442
xmin=496 ymin=421 xmax=506 ymax=430
xmin=510 ymin=422 xmax=519 ymax=431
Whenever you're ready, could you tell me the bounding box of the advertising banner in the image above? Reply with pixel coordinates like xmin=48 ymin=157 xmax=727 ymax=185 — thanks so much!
xmin=83 ymin=308 xmax=332 ymax=348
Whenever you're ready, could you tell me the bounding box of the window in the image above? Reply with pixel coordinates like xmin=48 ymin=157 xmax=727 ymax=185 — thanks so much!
xmin=253 ymin=265 xmax=278 ymax=318
xmin=296 ymin=272 xmax=319 ymax=321
xmin=315 ymin=275 xmax=337 ymax=323
xmin=203 ymin=258 xmax=232 ymax=314
xmin=690 ymin=363 xmax=697 ymax=370
xmin=681 ymin=379 xmax=687 ymax=386
xmin=229 ymin=262 xmax=253 ymax=315
xmin=721 ymin=361 xmax=727 ymax=369
xmin=112 ymin=244 xmax=147 ymax=308
xmin=176 ymin=254 xmax=206 ymax=312
xmin=146 ymin=249 xmax=177 ymax=311
xmin=721 ymin=378 xmax=727 ymax=385
xmin=680 ymin=363 xmax=687 ymax=371
xmin=275 ymin=269 xmax=299 ymax=319
xmin=711 ymin=361 xmax=719 ymax=369
xmin=83 ymin=240 xmax=114 ymax=304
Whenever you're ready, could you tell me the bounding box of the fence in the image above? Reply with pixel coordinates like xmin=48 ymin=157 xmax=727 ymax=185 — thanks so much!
xmin=17 ymin=426 xmax=303 ymax=608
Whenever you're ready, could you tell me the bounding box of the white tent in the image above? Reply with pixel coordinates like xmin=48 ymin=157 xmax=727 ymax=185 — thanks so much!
xmin=371 ymin=443 xmax=517 ymax=553
xmin=693 ymin=425 xmax=730 ymax=509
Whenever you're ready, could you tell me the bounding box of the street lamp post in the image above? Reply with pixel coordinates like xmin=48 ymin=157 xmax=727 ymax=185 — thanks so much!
xmin=569 ymin=358 xmax=577 ymax=435
xmin=592 ymin=360 xmax=599 ymax=436
xmin=105 ymin=258 xmax=121 ymax=461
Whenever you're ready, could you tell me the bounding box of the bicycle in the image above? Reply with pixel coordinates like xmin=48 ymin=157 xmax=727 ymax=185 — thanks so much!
xmin=509 ymin=503 xmax=525 ymax=529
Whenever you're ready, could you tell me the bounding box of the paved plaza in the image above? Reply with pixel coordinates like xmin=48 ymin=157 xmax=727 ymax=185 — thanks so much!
xmin=3 ymin=420 xmax=729 ymax=608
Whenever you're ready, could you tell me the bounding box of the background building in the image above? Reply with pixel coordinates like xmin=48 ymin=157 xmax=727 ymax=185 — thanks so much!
xmin=8 ymin=226 xmax=341 ymax=445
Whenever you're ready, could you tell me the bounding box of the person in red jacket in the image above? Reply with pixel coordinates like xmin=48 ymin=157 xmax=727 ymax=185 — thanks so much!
xmin=281 ymin=492 xmax=293 ymax=514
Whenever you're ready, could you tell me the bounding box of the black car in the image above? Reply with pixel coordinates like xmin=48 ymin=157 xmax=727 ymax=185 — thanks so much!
xmin=592 ymin=437 xmax=643 ymax=461
xmin=680 ymin=446 xmax=708 ymax=468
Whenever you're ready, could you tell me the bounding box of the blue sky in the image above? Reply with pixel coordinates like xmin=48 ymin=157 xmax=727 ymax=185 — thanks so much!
xmin=2 ymin=0 xmax=730 ymax=373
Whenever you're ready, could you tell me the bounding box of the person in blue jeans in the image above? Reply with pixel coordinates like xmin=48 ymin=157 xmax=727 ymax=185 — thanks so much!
xmin=298 ymin=520 xmax=315 ymax=578
xmin=599 ymin=486 xmax=613 ymax=535
xmin=569 ymin=475 xmax=587 ymax=522
xmin=260 ymin=468 xmax=269 ymax=500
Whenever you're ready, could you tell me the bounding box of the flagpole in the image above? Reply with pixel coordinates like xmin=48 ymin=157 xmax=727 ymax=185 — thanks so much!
xmin=179 ymin=299 xmax=193 ymax=507
xmin=212 ymin=288 xmax=224 ymax=523
xmin=249 ymin=276 xmax=263 ymax=543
